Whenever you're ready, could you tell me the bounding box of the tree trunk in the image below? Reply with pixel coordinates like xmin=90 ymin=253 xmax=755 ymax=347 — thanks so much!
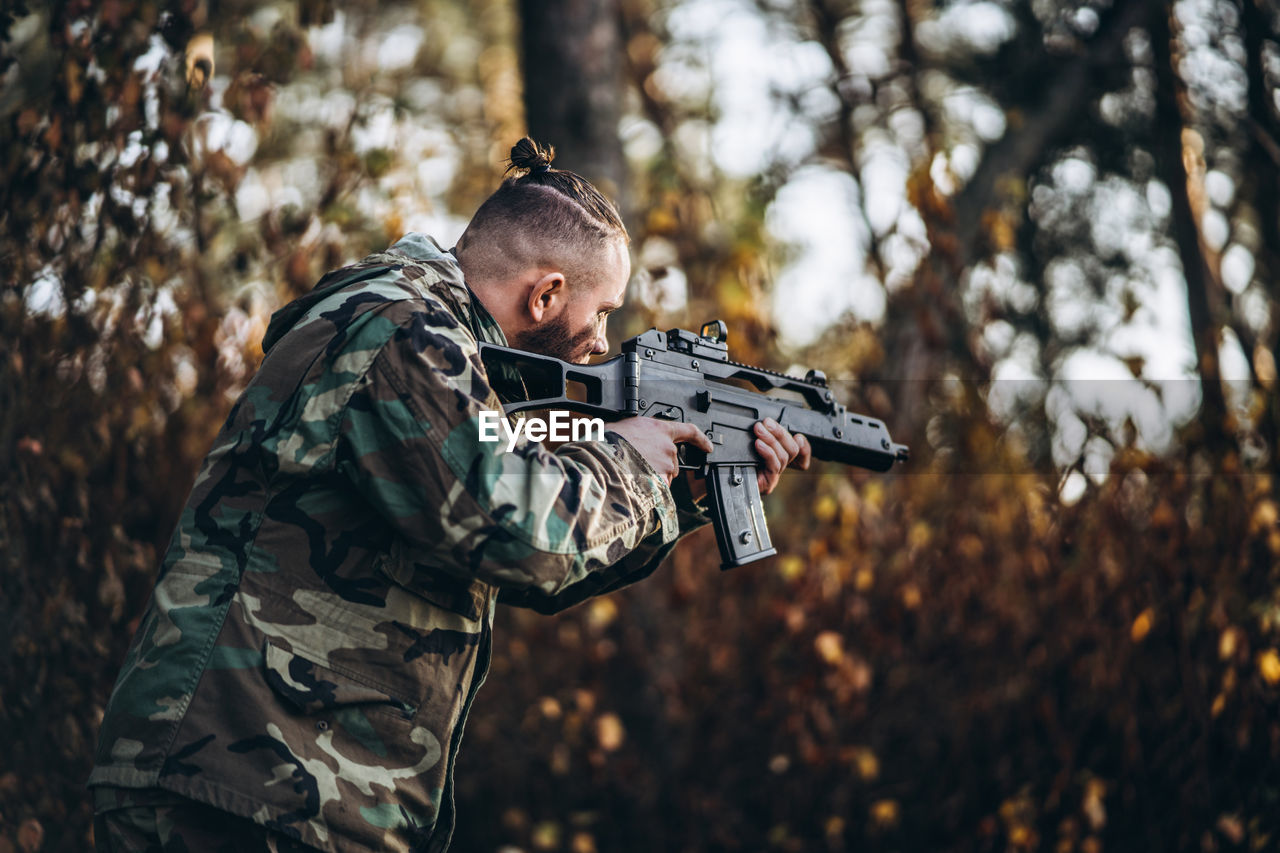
xmin=1148 ymin=0 xmax=1229 ymax=451
xmin=518 ymin=0 xmax=629 ymax=220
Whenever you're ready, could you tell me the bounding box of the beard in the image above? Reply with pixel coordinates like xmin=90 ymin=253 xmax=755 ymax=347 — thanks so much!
xmin=512 ymin=314 xmax=599 ymax=363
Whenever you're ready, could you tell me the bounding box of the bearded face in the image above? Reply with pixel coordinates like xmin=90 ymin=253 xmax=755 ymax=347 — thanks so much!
xmin=511 ymin=312 xmax=600 ymax=363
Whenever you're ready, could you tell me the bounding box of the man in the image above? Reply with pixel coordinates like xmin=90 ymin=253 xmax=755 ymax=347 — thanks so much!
xmin=89 ymin=138 xmax=809 ymax=852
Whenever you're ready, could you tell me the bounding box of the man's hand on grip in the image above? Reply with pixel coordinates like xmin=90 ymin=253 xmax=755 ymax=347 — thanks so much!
xmin=753 ymin=418 xmax=810 ymax=495
xmin=608 ymin=418 xmax=715 ymax=485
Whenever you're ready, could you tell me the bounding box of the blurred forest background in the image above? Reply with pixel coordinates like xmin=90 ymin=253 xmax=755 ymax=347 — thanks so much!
xmin=2 ymin=0 xmax=1279 ymax=850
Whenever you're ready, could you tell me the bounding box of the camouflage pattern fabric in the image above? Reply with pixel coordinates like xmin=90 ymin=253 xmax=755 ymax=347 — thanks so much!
xmin=93 ymin=786 xmax=319 ymax=852
xmin=89 ymin=233 xmax=709 ymax=852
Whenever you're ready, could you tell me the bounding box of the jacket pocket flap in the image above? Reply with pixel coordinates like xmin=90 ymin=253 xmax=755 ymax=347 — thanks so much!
xmin=262 ymin=640 xmax=415 ymax=718
xmin=380 ymin=545 xmax=486 ymax=620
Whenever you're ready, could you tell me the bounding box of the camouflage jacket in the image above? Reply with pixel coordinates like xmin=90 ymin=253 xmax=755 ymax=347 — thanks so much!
xmin=89 ymin=233 xmax=709 ymax=852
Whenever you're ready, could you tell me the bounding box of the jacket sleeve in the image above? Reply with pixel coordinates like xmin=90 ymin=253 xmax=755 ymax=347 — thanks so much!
xmin=335 ymin=302 xmax=697 ymax=601
xmin=495 ymin=473 xmax=710 ymax=613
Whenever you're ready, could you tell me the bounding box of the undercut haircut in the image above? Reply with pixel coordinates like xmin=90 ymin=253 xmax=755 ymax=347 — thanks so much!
xmin=456 ymin=138 xmax=629 ymax=288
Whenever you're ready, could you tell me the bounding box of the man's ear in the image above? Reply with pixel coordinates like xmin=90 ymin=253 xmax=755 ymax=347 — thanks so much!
xmin=527 ymin=271 xmax=565 ymax=322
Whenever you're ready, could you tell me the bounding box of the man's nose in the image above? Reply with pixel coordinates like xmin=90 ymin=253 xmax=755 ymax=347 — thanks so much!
xmin=591 ymin=335 xmax=608 ymax=356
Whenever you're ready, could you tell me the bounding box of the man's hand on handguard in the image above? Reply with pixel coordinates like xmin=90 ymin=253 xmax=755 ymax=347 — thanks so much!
xmin=608 ymin=416 xmax=810 ymax=496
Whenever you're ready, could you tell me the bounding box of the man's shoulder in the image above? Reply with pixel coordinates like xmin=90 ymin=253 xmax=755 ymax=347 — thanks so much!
xmin=324 ymin=233 xmax=481 ymax=338
xmin=263 ymin=236 xmax=476 ymax=358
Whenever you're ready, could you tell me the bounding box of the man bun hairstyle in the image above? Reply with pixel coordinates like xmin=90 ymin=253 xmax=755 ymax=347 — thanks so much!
xmin=507 ymin=137 xmax=554 ymax=174
xmin=500 ymin=137 xmax=626 ymax=237
xmin=456 ymin=137 xmax=629 ymax=288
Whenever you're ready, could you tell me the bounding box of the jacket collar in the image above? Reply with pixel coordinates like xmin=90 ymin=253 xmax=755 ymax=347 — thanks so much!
xmin=384 ymin=233 xmax=508 ymax=347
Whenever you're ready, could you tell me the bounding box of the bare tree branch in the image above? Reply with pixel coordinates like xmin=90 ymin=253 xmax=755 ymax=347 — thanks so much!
xmin=953 ymin=0 xmax=1148 ymax=269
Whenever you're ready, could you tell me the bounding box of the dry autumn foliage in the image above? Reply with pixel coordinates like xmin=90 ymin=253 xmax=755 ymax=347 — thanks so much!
xmin=3 ymin=1 xmax=1279 ymax=852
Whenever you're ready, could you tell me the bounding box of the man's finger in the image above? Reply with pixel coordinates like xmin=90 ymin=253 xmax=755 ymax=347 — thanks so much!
xmin=761 ymin=418 xmax=801 ymax=460
xmin=796 ymin=434 xmax=812 ymax=470
xmin=756 ymin=458 xmax=780 ymax=495
xmin=754 ymin=436 xmax=782 ymax=475
xmin=670 ymin=421 xmax=715 ymax=454
xmin=752 ymin=427 xmax=784 ymax=474
xmin=657 ymin=449 xmax=677 ymax=485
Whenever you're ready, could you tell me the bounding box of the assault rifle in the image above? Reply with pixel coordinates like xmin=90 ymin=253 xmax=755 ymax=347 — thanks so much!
xmin=478 ymin=321 xmax=908 ymax=569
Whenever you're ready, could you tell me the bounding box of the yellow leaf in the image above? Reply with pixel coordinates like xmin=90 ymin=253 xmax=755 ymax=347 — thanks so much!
xmin=1219 ymin=627 xmax=1242 ymax=660
xmin=1130 ymin=608 xmax=1153 ymax=642
xmin=1083 ymin=779 xmax=1106 ymax=830
xmin=1251 ymin=500 xmax=1278 ymax=534
xmin=778 ymin=555 xmax=805 ymax=582
xmin=1217 ymin=814 xmax=1244 ymax=845
xmin=532 ymin=821 xmax=561 ymax=850
xmin=854 ymin=568 xmax=874 ymax=592
xmin=814 ymin=631 xmax=844 ymax=665
xmin=855 ymin=749 xmax=879 ymax=781
xmin=814 ymin=495 xmax=837 ymax=523
xmin=984 ymin=210 xmax=1016 ymax=252
xmin=587 ymin=598 xmax=617 ymax=631
xmin=870 ymin=799 xmax=899 ymax=829
xmin=595 ymin=713 xmax=625 ymax=751
xmin=645 ymin=207 xmax=678 ymax=235
xmin=1255 ymin=344 xmax=1277 ymax=390
xmin=1259 ymin=649 xmax=1280 ymax=685
xmin=64 ymin=59 xmax=83 ymax=106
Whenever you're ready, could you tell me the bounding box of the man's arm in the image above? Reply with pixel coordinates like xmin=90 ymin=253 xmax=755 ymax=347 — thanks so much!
xmin=493 ymin=471 xmax=710 ymax=613
xmin=496 ymin=420 xmax=809 ymax=614
xmin=335 ymin=304 xmax=695 ymax=600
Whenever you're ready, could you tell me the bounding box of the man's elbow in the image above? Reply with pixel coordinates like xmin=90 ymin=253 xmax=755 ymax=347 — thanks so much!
xmin=472 ymin=548 xmax=587 ymax=598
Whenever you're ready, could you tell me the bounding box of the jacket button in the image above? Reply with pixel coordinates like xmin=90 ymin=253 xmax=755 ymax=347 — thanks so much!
xmin=316 ymin=720 xmax=329 ymax=732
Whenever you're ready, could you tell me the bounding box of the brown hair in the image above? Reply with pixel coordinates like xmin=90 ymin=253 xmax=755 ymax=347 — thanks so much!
xmin=456 ymin=138 xmax=629 ymax=287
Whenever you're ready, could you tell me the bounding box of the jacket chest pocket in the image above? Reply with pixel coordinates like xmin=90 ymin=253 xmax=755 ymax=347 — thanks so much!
xmin=262 ymin=639 xmax=417 ymax=721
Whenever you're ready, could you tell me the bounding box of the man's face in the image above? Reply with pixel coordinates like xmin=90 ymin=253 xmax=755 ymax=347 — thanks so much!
xmin=514 ymin=239 xmax=629 ymax=364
